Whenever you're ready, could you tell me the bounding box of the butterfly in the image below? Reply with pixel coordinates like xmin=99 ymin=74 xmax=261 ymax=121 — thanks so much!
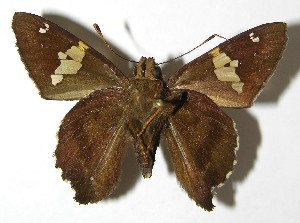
xmin=12 ymin=12 xmax=287 ymax=211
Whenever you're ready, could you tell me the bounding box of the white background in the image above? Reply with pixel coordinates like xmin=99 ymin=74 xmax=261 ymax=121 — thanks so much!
xmin=1 ymin=0 xmax=300 ymax=222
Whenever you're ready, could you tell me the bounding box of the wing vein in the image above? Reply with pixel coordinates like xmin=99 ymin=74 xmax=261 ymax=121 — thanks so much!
xmin=94 ymin=116 xmax=126 ymax=175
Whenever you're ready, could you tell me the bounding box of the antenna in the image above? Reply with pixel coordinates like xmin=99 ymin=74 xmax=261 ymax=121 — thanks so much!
xmin=157 ymin=34 xmax=227 ymax=65
xmin=94 ymin=23 xmax=227 ymax=65
xmin=93 ymin=23 xmax=138 ymax=63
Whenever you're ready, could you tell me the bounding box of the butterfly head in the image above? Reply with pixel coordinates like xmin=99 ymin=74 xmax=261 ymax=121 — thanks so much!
xmin=134 ymin=57 xmax=162 ymax=80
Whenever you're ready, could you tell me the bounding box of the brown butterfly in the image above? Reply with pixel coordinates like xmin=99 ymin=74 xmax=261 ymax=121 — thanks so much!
xmin=12 ymin=12 xmax=287 ymax=211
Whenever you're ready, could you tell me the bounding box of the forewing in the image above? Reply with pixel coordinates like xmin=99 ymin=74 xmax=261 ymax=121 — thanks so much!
xmin=55 ymin=88 xmax=130 ymax=203
xmin=168 ymin=23 xmax=287 ymax=108
xmin=12 ymin=12 xmax=128 ymax=100
xmin=163 ymin=90 xmax=238 ymax=211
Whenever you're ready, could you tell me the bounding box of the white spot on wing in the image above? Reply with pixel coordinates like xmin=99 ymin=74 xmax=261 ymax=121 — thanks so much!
xmin=54 ymin=60 xmax=82 ymax=74
xmin=230 ymin=60 xmax=239 ymax=67
xmin=252 ymin=37 xmax=260 ymax=42
xmin=209 ymin=49 xmax=244 ymax=94
xmin=58 ymin=52 xmax=67 ymax=60
xmin=65 ymin=46 xmax=85 ymax=62
xmin=215 ymin=67 xmax=240 ymax=82
xmin=249 ymin=32 xmax=260 ymax=42
xmin=78 ymin=41 xmax=89 ymax=51
xmin=51 ymin=74 xmax=63 ymax=85
xmin=212 ymin=52 xmax=231 ymax=68
xmin=39 ymin=22 xmax=50 ymax=33
xmin=51 ymin=41 xmax=89 ymax=85
xmin=231 ymin=82 xmax=244 ymax=94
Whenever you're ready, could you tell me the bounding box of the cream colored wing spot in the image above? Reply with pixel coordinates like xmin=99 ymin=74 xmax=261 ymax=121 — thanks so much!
xmin=58 ymin=52 xmax=67 ymax=60
xmin=231 ymin=82 xmax=244 ymax=94
xmin=209 ymin=48 xmax=244 ymax=94
xmin=78 ymin=41 xmax=89 ymax=51
xmin=39 ymin=23 xmax=50 ymax=33
xmin=54 ymin=60 xmax=82 ymax=74
xmin=230 ymin=60 xmax=239 ymax=67
xmin=51 ymin=74 xmax=63 ymax=86
xmin=51 ymin=41 xmax=89 ymax=86
xmin=212 ymin=52 xmax=231 ymax=68
xmin=249 ymin=32 xmax=260 ymax=43
xmin=214 ymin=67 xmax=240 ymax=82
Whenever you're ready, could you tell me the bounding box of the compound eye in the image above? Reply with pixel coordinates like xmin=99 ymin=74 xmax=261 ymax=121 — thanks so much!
xmin=154 ymin=66 xmax=162 ymax=79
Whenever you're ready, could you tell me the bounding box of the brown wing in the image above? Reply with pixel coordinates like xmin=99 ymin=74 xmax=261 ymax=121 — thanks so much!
xmin=168 ymin=23 xmax=287 ymax=108
xmin=12 ymin=12 xmax=128 ymax=100
xmin=55 ymin=88 xmax=130 ymax=203
xmin=162 ymin=90 xmax=238 ymax=211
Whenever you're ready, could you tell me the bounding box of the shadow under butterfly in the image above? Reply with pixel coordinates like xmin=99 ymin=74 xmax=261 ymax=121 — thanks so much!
xmin=12 ymin=12 xmax=287 ymax=211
